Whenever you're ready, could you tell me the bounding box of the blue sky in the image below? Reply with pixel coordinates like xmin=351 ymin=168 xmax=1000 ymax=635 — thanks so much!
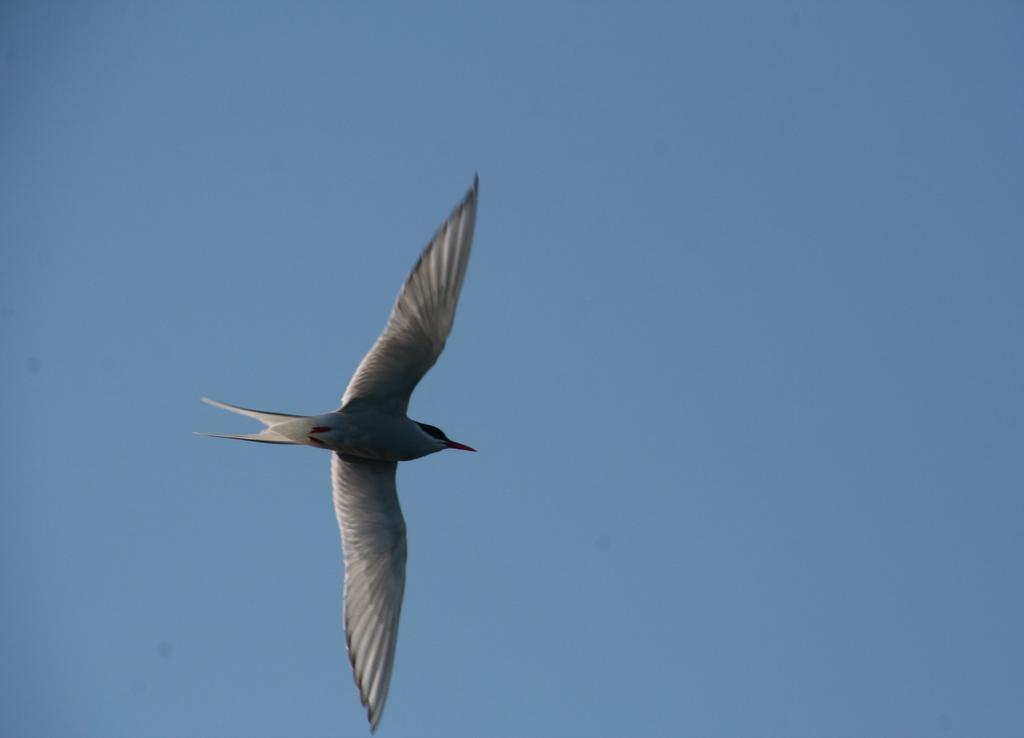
xmin=2 ymin=2 xmax=1022 ymax=736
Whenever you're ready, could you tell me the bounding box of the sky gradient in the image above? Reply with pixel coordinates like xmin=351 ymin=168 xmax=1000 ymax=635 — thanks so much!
xmin=2 ymin=3 xmax=1022 ymax=736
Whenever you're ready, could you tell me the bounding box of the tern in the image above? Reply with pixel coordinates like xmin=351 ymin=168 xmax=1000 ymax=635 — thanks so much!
xmin=200 ymin=176 xmax=480 ymax=732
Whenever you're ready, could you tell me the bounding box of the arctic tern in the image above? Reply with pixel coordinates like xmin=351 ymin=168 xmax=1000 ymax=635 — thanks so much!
xmin=200 ymin=176 xmax=480 ymax=732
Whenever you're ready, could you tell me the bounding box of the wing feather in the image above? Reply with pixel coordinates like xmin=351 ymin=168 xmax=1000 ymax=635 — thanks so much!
xmin=341 ymin=177 xmax=479 ymax=413
xmin=331 ymin=452 xmax=407 ymax=732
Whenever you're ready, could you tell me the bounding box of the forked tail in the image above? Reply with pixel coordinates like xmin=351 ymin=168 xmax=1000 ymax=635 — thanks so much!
xmin=198 ymin=397 xmax=307 ymax=444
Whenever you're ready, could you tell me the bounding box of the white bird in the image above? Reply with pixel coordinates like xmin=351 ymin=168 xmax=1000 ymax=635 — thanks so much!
xmin=200 ymin=176 xmax=480 ymax=732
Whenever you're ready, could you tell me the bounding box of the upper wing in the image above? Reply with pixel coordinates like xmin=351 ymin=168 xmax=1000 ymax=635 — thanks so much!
xmin=331 ymin=452 xmax=407 ymax=732
xmin=341 ymin=176 xmax=479 ymax=414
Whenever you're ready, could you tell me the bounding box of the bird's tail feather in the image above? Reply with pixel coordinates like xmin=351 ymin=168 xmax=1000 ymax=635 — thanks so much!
xmin=197 ymin=397 xmax=307 ymax=444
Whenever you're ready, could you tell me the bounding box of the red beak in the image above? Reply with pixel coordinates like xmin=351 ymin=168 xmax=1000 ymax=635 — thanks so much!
xmin=445 ymin=440 xmax=476 ymax=452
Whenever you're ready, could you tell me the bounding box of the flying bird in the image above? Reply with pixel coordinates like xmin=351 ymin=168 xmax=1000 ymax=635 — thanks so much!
xmin=200 ymin=176 xmax=480 ymax=732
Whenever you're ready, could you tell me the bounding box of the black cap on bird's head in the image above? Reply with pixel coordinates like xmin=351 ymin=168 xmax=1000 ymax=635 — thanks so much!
xmin=416 ymin=422 xmax=476 ymax=452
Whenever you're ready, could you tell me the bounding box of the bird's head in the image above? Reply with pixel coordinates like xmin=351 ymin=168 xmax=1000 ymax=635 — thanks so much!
xmin=416 ymin=422 xmax=476 ymax=452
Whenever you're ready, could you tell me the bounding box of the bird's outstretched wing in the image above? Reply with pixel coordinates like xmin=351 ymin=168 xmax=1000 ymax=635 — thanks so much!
xmin=341 ymin=176 xmax=479 ymax=414
xmin=331 ymin=452 xmax=407 ymax=732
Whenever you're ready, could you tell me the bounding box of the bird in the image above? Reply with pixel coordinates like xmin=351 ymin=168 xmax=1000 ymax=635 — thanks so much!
xmin=199 ymin=176 xmax=480 ymax=732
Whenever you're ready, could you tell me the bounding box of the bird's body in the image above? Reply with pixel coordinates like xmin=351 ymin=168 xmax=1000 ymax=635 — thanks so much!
xmin=200 ymin=176 xmax=480 ymax=732
xmin=201 ymin=398 xmax=458 ymax=461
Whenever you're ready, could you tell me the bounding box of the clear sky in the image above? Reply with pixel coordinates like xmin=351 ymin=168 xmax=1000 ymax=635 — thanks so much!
xmin=2 ymin=3 xmax=1022 ymax=736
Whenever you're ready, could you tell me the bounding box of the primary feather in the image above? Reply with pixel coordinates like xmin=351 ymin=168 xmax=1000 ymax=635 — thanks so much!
xmin=341 ymin=176 xmax=478 ymax=414
xmin=332 ymin=453 xmax=407 ymax=732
